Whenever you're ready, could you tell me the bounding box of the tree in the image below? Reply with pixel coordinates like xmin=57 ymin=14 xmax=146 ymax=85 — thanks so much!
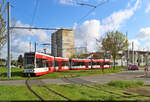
xmin=102 ymin=30 xmax=129 ymax=69
xmin=0 ymin=0 xmax=7 ymax=51
xmin=17 ymin=55 xmax=23 ymax=68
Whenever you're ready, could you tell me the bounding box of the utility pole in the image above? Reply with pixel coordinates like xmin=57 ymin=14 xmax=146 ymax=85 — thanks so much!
xmin=128 ymin=46 xmax=129 ymax=66
xmin=85 ymin=40 xmax=87 ymax=54
xmin=132 ymin=42 xmax=134 ymax=65
xmin=35 ymin=42 xmax=37 ymax=52
xmin=54 ymin=33 xmax=57 ymax=57
xmin=7 ymin=2 xmax=11 ymax=78
xmin=29 ymin=42 xmax=31 ymax=52
xmin=126 ymin=32 xmax=129 ymax=67
xmin=102 ymin=51 xmax=105 ymax=72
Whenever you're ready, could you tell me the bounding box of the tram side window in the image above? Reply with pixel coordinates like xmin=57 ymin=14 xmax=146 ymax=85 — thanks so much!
xmin=62 ymin=61 xmax=68 ymax=66
xmin=48 ymin=61 xmax=54 ymax=67
xmin=36 ymin=58 xmax=47 ymax=68
xmin=103 ymin=62 xmax=110 ymax=65
xmin=72 ymin=62 xmax=85 ymax=66
xmin=46 ymin=62 xmax=49 ymax=67
xmin=55 ymin=61 xmax=59 ymax=67
xmin=92 ymin=62 xmax=100 ymax=65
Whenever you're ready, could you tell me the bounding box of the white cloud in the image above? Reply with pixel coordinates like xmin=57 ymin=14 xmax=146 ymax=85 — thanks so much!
xmin=11 ymin=39 xmax=31 ymax=53
xmin=1 ymin=20 xmax=50 ymax=59
xmin=101 ymin=0 xmax=140 ymax=31
xmin=59 ymin=0 xmax=74 ymax=5
xmin=128 ymin=39 xmax=140 ymax=50
xmin=75 ymin=0 xmax=141 ymax=52
xmin=127 ymin=2 xmax=131 ymax=8
xmin=143 ymin=42 xmax=150 ymax=50
xmin=145 ymin=4 xmax=150 ymax=13
xmin=137 ymin=27 xmax=150 ymax=40
xmin=11 ymin=20 xmax=49 ymax=42
xmin=59 ymin=0 xmax=89 ymax=5
xmin=75 ymin=20 xmax=101 ymax=52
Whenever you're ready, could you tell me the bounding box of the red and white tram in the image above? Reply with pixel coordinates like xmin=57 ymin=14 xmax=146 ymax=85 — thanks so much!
xmin=24 ymin=52 xmax=54 ymax=76
xmin=23 ymin=52 xmax=112 ymax=76
xmin=54 ymin=57 xmax=69 ymax=71
xmin=71 ymin=59 xmax=91 ymax=70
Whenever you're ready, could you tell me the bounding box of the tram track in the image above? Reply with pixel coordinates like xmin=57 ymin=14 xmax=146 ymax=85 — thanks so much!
xmin=25 ymin=78 xmax=71 ymax=101
xmin=62 ymin=74 xmax=133 ymax=98
xmin=25 ymin=79 xmax=44 ymax=101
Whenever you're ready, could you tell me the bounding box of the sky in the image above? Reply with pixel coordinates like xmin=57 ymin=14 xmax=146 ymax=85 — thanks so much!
xmin=1 ymin=0 xmax=150 ymax=59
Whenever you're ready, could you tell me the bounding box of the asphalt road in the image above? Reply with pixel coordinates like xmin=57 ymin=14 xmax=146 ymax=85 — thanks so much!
xmin=0 ymin=69 xmax=150 ymax=86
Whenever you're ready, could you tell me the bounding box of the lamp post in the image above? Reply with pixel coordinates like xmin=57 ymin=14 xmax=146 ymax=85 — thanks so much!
xmin=7 ymin=2 xmax=11 ymax=78
xmin=102 ymin=51 xmax=106 ymax=72
xmin=90 ymin=56 xmax=93 ymax=69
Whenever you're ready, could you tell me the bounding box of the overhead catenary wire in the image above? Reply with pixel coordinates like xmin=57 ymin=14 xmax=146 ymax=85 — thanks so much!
xmin=31 ymin=0 xmax=39 ymax=26
xmin=77 ymin=0 xmax=109 ymax=24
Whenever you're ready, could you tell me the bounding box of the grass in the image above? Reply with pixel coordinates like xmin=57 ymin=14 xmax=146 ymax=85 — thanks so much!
xmin=0 ymin=67 xmax=122 ymax=80
xmin=0 ymin=80 xmax=149 ymax=101
xmin=0 ymin=85 xmax=38 ymax=101
xmin=107 ymin=80 xmax=144 ymax=88
xmin=31 ymin=86 xmax=65 ymax=100
xmin=47 ymin=81 xmax=148 ymax=101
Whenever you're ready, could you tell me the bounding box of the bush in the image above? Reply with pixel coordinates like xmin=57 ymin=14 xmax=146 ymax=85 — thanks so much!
xmin=108 ymin=80 xmax=144 ymax=88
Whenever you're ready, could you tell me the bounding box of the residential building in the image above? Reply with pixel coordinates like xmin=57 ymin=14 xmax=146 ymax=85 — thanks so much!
xmin=51 ymin=29 xmax=75 ymax=58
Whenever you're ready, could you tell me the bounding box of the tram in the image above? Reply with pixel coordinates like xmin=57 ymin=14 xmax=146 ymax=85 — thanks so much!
xmin=23 ymin=52 xmax=112 ymax=76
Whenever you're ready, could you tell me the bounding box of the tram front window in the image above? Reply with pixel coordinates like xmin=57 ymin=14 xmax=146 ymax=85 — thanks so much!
xmin=24 ymin=56 xmax=34 ymax=69
xmin=24 ymin=53 xmax=35 ymax=69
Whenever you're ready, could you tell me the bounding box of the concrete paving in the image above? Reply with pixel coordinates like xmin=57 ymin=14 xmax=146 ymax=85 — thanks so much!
xmin=0 ymin=69 xmax=150 ymax=86
xmin=80 ymin=70 xmax=150 ymax=85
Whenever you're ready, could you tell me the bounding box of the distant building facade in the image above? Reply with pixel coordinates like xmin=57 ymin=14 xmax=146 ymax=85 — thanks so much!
xmin=51 ymin=29 xmax=75 ymax=58
xmin=82 ymin=50 xmax=150 ymax=66
xmin=0 ymin=58 xmax=6 ymax=67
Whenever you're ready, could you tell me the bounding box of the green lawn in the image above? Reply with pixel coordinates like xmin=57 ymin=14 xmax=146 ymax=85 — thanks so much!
xmin=0 ymin=85 xmax=38 ymax=101
xmin=0 ymin=80 xmax=149 ymax=101
xmin=0 ymin=67 xmax=123 ymax=80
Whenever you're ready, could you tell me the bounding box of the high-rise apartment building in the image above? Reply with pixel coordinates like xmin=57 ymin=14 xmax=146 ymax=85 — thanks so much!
xmin=51 ymin=29 xmax=75 ymax=58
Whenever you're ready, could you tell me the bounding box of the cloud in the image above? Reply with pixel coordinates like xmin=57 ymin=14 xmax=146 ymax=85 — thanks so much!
xmin=59 ymin=0 xmax=89 ymax=6
xmin=1 ymin=20 xmax=50 ymax=59
xmin=127 ymin=2 xmax=131 ymax=8
xmin=128 ymin=39 xmax=140 ymax=50
xmin=75 ymin=20 xmax=101 ymax=52
xmin=143 ymin=42 xmax=150 ymax=50
xmin=137 ymin=27 xmax=150 ymax=40
xmin=101 ymin=0 xmax=140 ymax=31
xmin=11 ymin=20 xmax=49 ymax=42
xmin=11 ymin=39 xmax=31 ymax=53
xmin=75 ymin=0 xmax=141 ymax=52
xmin=145 ymin=4 xmax=150 ymax=13
xmin=59 ymin=0 xmax=75 ymax=5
